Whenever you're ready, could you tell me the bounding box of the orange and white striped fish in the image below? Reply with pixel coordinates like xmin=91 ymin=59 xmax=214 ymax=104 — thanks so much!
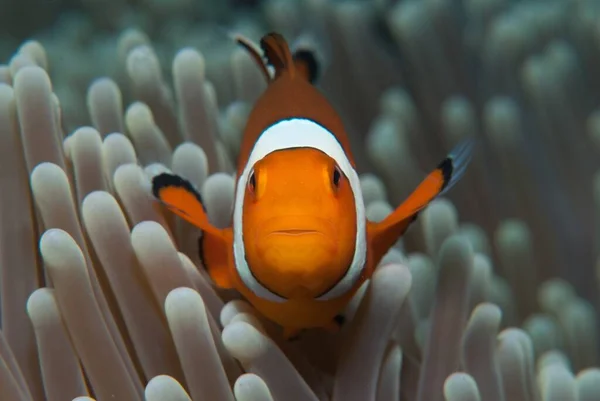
xmin=152 ymin=32 xmax=474 ymax=340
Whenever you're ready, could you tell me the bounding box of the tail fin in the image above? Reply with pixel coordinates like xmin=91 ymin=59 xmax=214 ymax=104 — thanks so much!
xmin=235 ymin=32 xmax=320 ymax=84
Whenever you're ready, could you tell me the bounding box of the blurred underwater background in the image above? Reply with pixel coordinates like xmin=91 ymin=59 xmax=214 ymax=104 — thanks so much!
xmin=2 ymin=0 xmax=600 ymax=400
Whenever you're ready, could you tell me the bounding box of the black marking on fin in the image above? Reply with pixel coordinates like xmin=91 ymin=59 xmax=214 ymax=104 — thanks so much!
xmin=437 ymin=158 xmax=453 ymax=192
xmin=439 ymin=138 xmax=476 ymax=196
xmin=197 ymin=234 xmax=207 ymax=272
xmin=293 ymin=49 xmax=319 ymax=83
xmin=333 ymin=314 xmax=346 ymax=327
xmin=400 ymin=211 xmax=421 ymax=236
xmin=151 ymin=173 xmax=206 ymax=211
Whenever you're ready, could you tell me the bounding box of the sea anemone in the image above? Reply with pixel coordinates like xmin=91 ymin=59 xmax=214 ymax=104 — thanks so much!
xmin=1 ymin=0 xmax=600 ymax=400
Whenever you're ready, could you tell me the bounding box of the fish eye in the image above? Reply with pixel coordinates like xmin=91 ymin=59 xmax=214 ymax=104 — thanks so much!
xmin=248 ymin=170 xmax=256 ymax=192
xmin=332 ymin=165 xmax=342 ymax=188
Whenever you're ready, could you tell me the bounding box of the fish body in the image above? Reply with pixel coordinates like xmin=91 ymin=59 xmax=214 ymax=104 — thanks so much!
xmin=152 ymin=32 xmax=474 ymax=339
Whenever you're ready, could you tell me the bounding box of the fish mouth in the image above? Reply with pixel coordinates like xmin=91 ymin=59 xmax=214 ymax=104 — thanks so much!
xmin=272 ymin=229 xmax=320 ymax=236
xmin=257 ymin=215 xmax=335 ymax=238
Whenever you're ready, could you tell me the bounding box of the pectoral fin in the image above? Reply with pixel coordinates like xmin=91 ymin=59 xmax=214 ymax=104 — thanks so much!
xmin=367 ymin=139 xmax=475 ymax=267
xmin=152 ymin=173 xmax=234 ymax=288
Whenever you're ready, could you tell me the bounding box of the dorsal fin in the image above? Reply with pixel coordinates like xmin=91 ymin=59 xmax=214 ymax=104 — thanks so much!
xmin=234 ymin=34 xmax=271 ymax=82
xmin=293 ymin=49 xmax=319 ymax=84
xmin=235 ymin=32 xmax=319 ymax=84
xmin=259 ymin=32 xmax=296 ymax=79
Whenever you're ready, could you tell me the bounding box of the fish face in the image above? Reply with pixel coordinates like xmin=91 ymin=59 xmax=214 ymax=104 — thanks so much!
xmin=242 ymin=148 xmax=357 ymax=299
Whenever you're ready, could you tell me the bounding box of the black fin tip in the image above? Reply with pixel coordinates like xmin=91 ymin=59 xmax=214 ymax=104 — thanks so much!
xmin=293 ymin=49 xmax=319 ymax=83
xmin=151 ymin=173 xmax=205 ymax=209
xmin=333 ymin=314 xmax=346 ymax=327
xmin=436 ymin=158 xmax=454 ymax=192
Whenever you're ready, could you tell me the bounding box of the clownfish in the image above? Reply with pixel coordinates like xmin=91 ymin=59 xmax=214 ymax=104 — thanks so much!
xmin=151 ymin=32 xmax=474 ymax=340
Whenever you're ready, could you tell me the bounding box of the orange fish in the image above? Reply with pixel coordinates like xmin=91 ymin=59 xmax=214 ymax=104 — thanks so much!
xmin=152 ymin=32 xmax=474 ymax=340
